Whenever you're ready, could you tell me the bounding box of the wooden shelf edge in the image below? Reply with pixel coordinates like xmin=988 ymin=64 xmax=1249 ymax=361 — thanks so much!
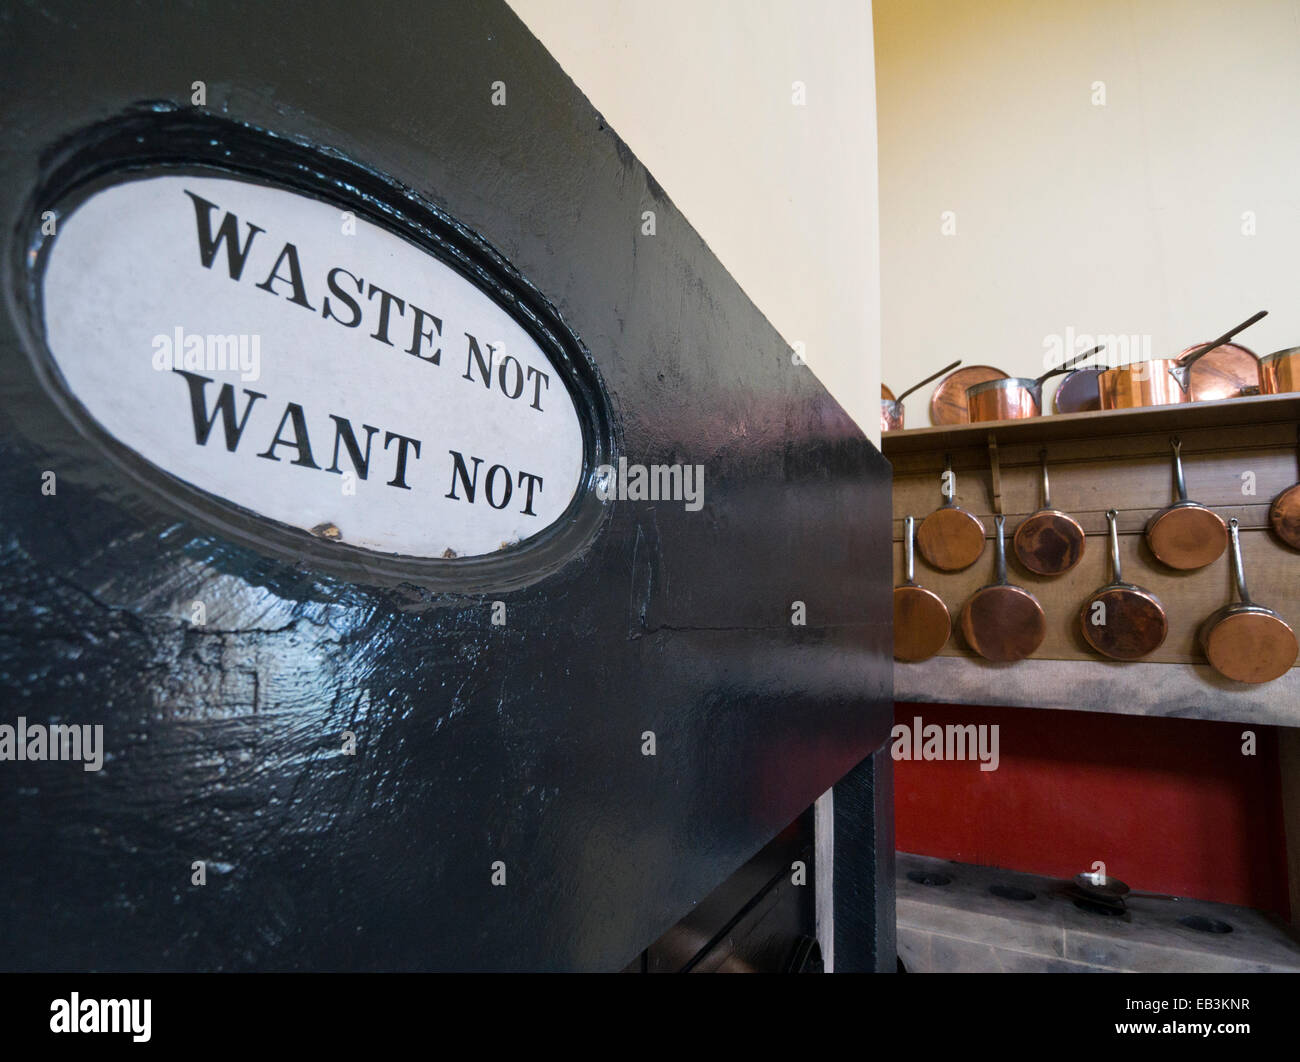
xmin=894 ymin=655 xmax=1300 ymax=728
xmin=882 ymin=393 xmax=1300 ymax=456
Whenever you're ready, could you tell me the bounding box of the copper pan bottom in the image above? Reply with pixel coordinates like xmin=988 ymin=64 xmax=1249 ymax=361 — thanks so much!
xmin=1146 ymin=504 xmax=1227 ymax=570
xmin=1202 ymin=609 xmax=1297 ymax=684
xmin=894 ymin=585 xmax=951 ymax=662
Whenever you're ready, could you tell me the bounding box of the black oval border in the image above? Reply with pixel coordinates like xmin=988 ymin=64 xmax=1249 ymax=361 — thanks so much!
xmin=10 ymin=105 xmax=617 ymax=594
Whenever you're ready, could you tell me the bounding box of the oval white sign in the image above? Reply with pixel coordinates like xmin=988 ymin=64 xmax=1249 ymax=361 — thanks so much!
xmin=40 ymin=174 xmax=585 ymax=559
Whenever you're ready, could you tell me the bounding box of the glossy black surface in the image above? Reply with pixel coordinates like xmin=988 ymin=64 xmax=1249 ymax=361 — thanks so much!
xmin=0 ymin=0 xmax=892 ymax=970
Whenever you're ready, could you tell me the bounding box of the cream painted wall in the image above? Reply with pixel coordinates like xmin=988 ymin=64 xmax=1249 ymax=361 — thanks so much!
xmin=875 ymin=0 xmax=1300 ymax=422
xmin=508 ymin=0 xmax=881 ymax=443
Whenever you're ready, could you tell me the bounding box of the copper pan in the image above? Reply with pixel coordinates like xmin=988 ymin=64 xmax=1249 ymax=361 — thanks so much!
xmin=1013 ymin=449 xmax=1086 ymax=575
xmin=1177 ymin=341 xmax=1259 ymax=402
xmin=959 ymin=515 xmax=1046 ymax=663
xmin=1099 ymin=311 xmax=1267 ymax=410
xmin=916 ymin=454 xmax=986 ymax=571
xmin=1261 ymin=347 xmax=1300 ymax=395
xmin=1053 ymin=367 xmax=1104 ymax=413
xmin=966 ymin=346 xmax=1104 ymax=424
xmin=1145 ymin=436 xmax=1227 ymax=570
xmin=1268 ymin=425 xmax=1300 ymax=549
xmin=881 ymin=360 xmax=962 ymax=434
xmin=930 ymin=365 xmax=1009 ymax=425
xmin=894 ymin=515 xmax=952 ymax=662
xmin=1080 ymin=510 xmax=1167 ymax=660
xmin=1200 ymin=519 xmax=1297 ymax=683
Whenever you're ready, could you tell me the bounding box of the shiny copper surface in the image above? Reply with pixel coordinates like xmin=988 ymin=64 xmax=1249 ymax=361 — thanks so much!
xmin=1178 ymin=342 xmax=1259 ymax=402
xmin=916 ymin=506 xmax=985 ymax=571
xmin=960 ymin=584 xmax=1046 ymax=662
xmin=1146 ymin=504 xmax=1227 ymax=570
xmin=1098 ymin=360 xmax=1189 ymax=410
xmin=1202 ymin=609 xmax=1297 ymax=684
xmin=930 ymin=365 xmax=1009 ymax=425
xmin=894 ymin=585 xmax=950 ymax=662
xmin=1271 ymin=484 xmax=1300 ymax=549
xmin=1261 ymin=348 xmax=1300 ymax=395
xmin=966 ymin=378 xmax=1040 ymax=423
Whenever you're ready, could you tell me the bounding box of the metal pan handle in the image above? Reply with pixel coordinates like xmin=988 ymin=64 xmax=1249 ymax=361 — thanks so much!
xmin=1034 ymin=344 xmax=1105 ymax=387
xmin=904 ymin=514 xmax=916 ymax=584
xmin=1170 ymin=436 xmax=1189 ymax=502
xmin=994 ymin=514 xmax=1007 ymax=585
xmin=897 ymin=360 xmax=962 ymax=404
xmin=1107 ymin=509 xmax=1122 ymax=584
xmin=1181 ymin=310 xmax=1268 ymax=370
xmin=1228 ymin=518 xmax=1253 ymax=605
xmin=1039 ymin=449 xmax=1052 ymax=510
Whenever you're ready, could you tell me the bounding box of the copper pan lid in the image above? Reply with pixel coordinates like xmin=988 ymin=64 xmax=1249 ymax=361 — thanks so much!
xmin=1053 ymin=367 xmax=1104 ymax=413
xmin=1177 ymin=341 xmax=1259 ymax=402
xmin=930 ymin=365 xmax=1009 ymax=425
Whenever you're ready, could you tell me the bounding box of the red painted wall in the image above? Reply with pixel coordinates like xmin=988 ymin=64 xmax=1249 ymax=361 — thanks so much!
xmin=893 ymin=702 xmax=1291 ymax=917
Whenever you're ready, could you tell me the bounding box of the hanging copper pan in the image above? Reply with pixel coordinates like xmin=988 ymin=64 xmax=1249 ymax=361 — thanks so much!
xmin=881 ymin=360 xmax=962 ymax=434
xmin=930 ymin=365 xmax=1009 ymax=426
xmin=959 ymin=515 xmax=1046 ymax=663
xmin=1260 ymin=347 xmax=1300 ymax=395
xmin=965 ymin=346 xmax=1103 ymax=424
xmin=1013 ymin=449 xmax=1086 ymax=575
xmin=1145 ymin=436 xmax=1227 ymax=570
xmin=1098 ymin=310 xmax=1267 ymax=410
xmin=1200 ymin=519 xmax=1297 ymax=683
xmin=1269 ymin=425 xmax=1300 ymax=549
xmin=916 ymin=454 xmax=986 ymax=571
xmin=1080 ymin=510 xmax=1168 ymax=660
xmin=894 ymin=515 xmax=952 ymax=662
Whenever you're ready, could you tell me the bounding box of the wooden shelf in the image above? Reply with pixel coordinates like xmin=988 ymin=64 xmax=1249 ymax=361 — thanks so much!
xmin=885 ymin=392 xmax=1300 ymax=725
xmin=882 ymin=392 xmax=1300 ymax=456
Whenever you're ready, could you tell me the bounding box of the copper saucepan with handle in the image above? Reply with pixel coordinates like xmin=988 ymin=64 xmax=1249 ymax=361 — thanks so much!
xmin=1098 ymin=310 xmax=1267 ymax=410
xmin=1200 ymin=518 xmax=1297 ymax=684
xmin=959 ymin=515 xmax=1046 ymax=662
xmin=894 ymin=515 xmax=952 ymax=662
xmin=881 ymin=360 xmax=963 ymax=434
xmin=1080 ymin=509 xmax=1168 ymax=660
xmin=916 ymin=454 xmax=986 ymax=571
xmin=965 ymin=345 xmax=1104 ymax=423
xmin=1260 ymin=347 xmax=1300 ymax=395
xmin=1013 ymin=449 xmax=1086 ymax=575
xmin=1145 ymin=436 xmax=1227 ymax=570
